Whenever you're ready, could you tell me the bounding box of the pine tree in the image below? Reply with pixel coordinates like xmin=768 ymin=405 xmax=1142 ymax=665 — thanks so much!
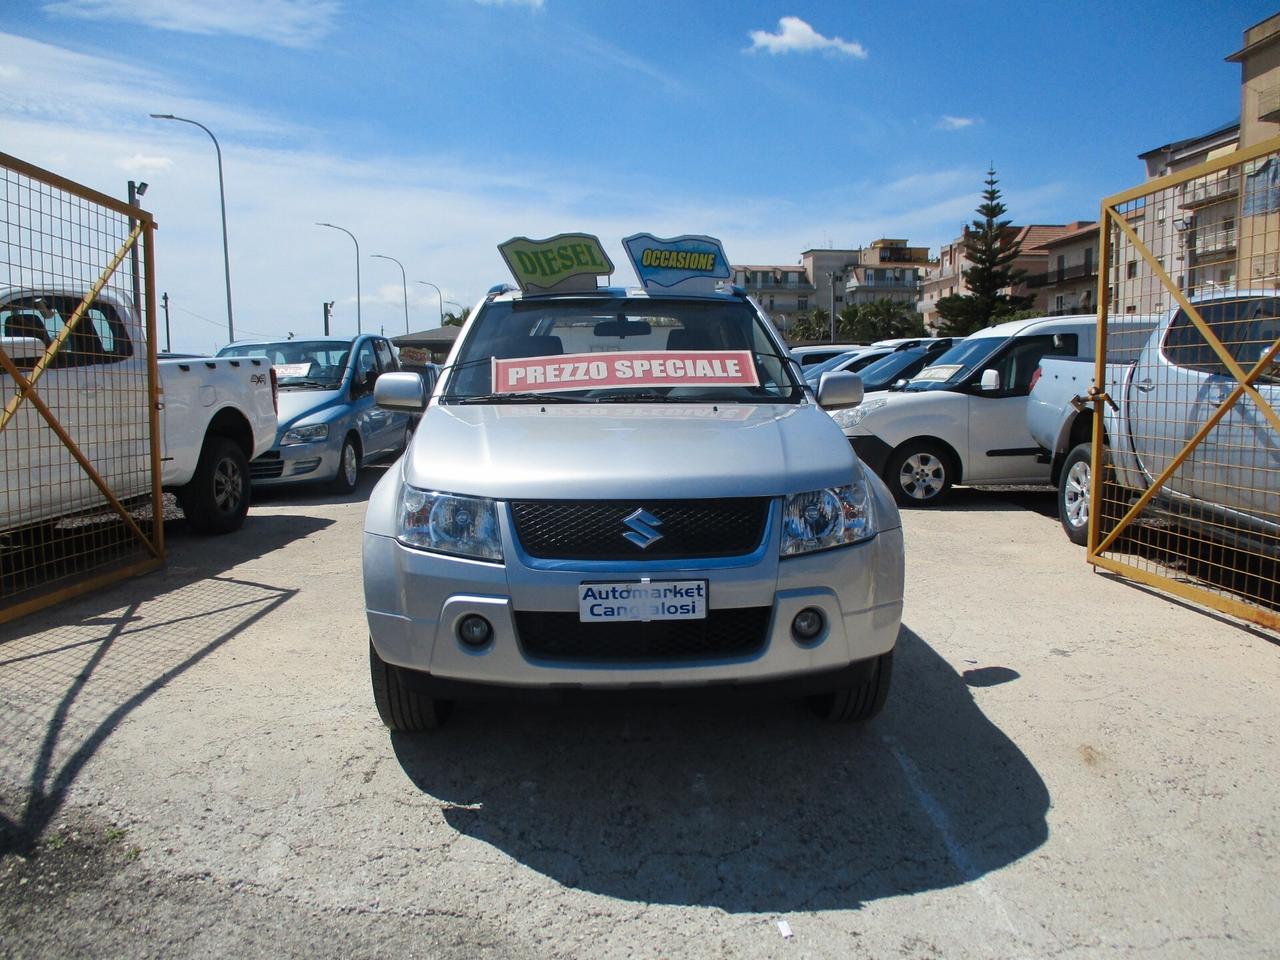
xmin=935 ymin=168 xmax=1034 ymax=337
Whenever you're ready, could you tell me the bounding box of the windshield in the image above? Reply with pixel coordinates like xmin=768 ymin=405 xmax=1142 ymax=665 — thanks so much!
xmin=855 ymin=349 xmax=929 ymax=389
xmin=804 ymin=350 xmax=864 ymax=380
xmin=442 ymin=297 xmax=803 ymax=403
xmin=218 ymin=339 xmax=352 ymax=388
xmin=904 ymin=337 xmax=1004 ymax=392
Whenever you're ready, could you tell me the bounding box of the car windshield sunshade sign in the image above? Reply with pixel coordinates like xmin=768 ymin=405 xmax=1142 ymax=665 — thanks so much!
xmin=498 ymin=233 xmax=614 ymax=294
xmin=492 ymin=350 xmax=759 ymax=394
xmin=623 ymin=233 xmax=730 ymax=296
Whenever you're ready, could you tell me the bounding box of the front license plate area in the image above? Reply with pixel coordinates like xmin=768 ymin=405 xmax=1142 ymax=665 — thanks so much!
xmin=578 ymin=580 xmax=708 ymax=623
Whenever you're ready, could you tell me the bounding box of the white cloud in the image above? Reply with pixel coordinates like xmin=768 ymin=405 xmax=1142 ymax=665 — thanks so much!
xmin=747 ymin=17 xmax=867 ymax=58
xmin=41 ymin=0 xmax=339 ymax=48
xmin=562 ymin=25 xmax=682 ymax=93
xmin=0 ymin=30 xmax=1040 ymax=351
xmin=938 ymin=115 xmax=978 ymax=131
xmin=114 ymin=153 xmax=174 ymax=173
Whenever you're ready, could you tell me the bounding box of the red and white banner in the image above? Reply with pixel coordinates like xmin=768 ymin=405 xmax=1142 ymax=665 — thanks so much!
xmin=492 ymin=350 xmax=759 ymax=394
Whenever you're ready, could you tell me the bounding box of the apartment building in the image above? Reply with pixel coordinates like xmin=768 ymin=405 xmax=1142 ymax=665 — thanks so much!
xmin=731 ymin=264 xmax=816 ymax=332
xmin=918 ymin=224 xmax=1069 ymax=327
xmin=842 ymin=239 xmax=931 ymax=307
xmin=1024 ymin=222 xmax=1100 ymax=316
xmin=733 ymin=239 xmax=934 ymax=333
xmin=1228 ymin=13 xmax=1280 ymax=291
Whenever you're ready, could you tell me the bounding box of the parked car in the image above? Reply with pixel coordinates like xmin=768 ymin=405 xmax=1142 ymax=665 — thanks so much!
xmin=842 ymin=339 xmax=954 ymax=393
xmin=790 ymin=343 xmax=866 ymax=367
xmin=217 ymin=334 xmax=413 ymax=493
xmin=807 ymin=339 xmax=952 ymax=392
xmin=1025 ymin=315 xmax=1160 ymax=544
xmin=363 ymin=232 xmax=904 ymax=730
xmin=1 ymin=289 xmax=277 ymax=534
xmin=832 ymin=315 xmax=1102 ymax=506
xmin=1029 ymin=293 xmax=1278 ymax=549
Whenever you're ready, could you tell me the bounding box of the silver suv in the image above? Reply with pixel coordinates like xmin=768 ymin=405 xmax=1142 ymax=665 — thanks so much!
xmin=362 ymin=236 xmax=904 ymax=729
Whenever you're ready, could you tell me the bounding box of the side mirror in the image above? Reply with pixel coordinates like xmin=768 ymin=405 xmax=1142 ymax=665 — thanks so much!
xmin=817 ymin=371 xmax=864 ymax=410
xmin=374 ymin=371 xmax=427 ymax=412
xmin=979 ymin=369 xmax=1001 ymax=392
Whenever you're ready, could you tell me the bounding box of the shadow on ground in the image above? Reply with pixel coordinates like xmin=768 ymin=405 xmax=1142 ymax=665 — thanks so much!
xmin=391 ymin=626 xmax=1049 ymax=913
xmin=0 ymin=512 xmax=326 ymax=855
xmin=250 ymin=458 xmax=395 ymax=508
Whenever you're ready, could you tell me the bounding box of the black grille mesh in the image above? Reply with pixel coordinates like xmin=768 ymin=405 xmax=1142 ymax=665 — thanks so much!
xmin=515 ymin=607 xmax=771 ymax=662
xmin=510 ymin=498 xmax=769 ymax=560
xmin=250 ymin=452 xmax=283 ymax=480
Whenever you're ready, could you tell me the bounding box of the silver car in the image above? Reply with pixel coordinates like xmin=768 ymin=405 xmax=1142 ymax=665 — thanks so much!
xmin=363 ymin=283 xmax=904 ymax=729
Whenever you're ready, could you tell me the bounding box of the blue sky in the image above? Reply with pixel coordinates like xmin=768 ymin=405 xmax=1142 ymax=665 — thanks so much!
xmin=0 ymin=0 xmax=1273 ymax=350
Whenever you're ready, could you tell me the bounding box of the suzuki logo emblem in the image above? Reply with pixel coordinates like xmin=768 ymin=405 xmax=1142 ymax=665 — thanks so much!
xmin=622 ymin=508 xmax=664 ymax=549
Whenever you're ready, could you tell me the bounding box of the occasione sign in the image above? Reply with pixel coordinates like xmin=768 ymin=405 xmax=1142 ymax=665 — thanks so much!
xmin=492 ymin=350 xmax=759 ymax=394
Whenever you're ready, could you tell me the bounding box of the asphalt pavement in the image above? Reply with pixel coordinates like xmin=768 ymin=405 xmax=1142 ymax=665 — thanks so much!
xmin=1 ymin=468 xmax=1276 ymax=959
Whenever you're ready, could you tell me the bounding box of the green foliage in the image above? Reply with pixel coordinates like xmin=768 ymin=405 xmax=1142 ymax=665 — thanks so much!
xmin=786 ymin=312 xmax=827 ymax=343
xmin=442 ymin=307 xmax=470 ymax=327
xmin=935 ymin=167 xmax=1035 ymax=337
xmin=840 ymin=299 xmax=926 ymax=341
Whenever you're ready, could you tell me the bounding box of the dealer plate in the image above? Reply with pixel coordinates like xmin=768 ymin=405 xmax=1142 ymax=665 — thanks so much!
xmin=578 ymin=580 xmax=707 ymax=623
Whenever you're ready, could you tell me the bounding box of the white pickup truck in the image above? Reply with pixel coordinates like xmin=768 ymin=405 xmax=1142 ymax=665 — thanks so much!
xmin=1027 ymin=292 xmax=1278 ymax=549
xmin=2 ymin=289 xmax=278 ymax=535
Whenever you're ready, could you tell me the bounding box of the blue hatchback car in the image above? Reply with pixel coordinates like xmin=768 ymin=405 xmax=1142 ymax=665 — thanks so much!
xmin=217 ymin=334 xmax=412 ymax=491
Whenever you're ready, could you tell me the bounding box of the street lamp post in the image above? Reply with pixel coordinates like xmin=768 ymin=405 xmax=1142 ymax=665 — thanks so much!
xmin=444 ymin=300 xmax=464 ymax=323
xmin=149 ymin=113 xmax=235 ymax=342
xmin=371 ymin=254 xmax=409 ymax=334
xmin=826 ymin=271 xmax=839 ymax=343
xmin=416 ymin=281 xmax=444 ymax=326
xmin=316 ymin=222 xmax=362 ymax=333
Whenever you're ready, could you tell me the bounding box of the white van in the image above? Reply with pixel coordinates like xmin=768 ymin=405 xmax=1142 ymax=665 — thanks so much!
xmin=832 ymin=315 xmax=1100 ymax=506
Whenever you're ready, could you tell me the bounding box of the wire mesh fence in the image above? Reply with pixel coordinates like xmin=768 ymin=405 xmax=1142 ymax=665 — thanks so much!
xmin=0 ymin=153 xmax=162 ymax=624
xmin=1090 ymin=138 xmax=1280 ymax=630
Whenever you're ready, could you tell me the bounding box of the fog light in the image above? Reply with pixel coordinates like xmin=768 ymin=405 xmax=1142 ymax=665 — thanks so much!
xmin=458 ymin=614 xmax=493 ymax=647
xmin=791 ymin=607 xmax=825 ymax=643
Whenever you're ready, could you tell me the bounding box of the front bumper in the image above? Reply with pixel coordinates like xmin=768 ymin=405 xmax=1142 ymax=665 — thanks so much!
xmin=364 ymin=506 xmax=904 ymax=692
xmin=249 ymin=436 xmax=341 ymax=485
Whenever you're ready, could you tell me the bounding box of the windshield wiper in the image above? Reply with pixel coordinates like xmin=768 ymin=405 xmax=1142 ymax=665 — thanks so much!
xmin=280 ymin=379 xmax=335 ymax=389
xmin=449 ymin=392 xmax=592 ymax=404
xmin=592 ymin=391 xmax=689 ymax=403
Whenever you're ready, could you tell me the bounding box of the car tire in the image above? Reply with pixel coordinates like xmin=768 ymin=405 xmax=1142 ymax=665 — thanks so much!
xmin=1058 ymin=442 xmax=1095 ymax=546
xmin=807 ymin=650 xmax=893 ymax=723
xmin=369 ymin=640 xmax=452 ymax=731
xmin=178 ymin=436 xmax=250 ymax=535
xmin=331 ymin=434 xmax=360 ymax=494
xmin=1060 ymin=442 xmax=1126 ymax=547
xmin=884 ymin=440 xmax=954 ymax=507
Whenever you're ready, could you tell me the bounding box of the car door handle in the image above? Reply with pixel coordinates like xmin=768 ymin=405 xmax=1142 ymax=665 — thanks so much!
xmin=1135 ymin=378 xmax=1155 ymax=393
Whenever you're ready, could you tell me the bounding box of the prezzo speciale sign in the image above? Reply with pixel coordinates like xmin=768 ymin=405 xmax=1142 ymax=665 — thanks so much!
xmin=492 ymin=350 xmax=759 ymax=394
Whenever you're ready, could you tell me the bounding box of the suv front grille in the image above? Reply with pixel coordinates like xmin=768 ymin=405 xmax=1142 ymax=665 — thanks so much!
xmin=510 ymin=498 xmax=770 ymax=561
xmin=515 ymin=607 xmax=771 ymax=662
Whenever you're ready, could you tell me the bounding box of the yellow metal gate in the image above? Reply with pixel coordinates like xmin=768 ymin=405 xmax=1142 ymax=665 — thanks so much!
xmin=1089 ymin=137 xmax=1280 ymax=630
xmin=0 ymin=153 xmax=163 ymax=623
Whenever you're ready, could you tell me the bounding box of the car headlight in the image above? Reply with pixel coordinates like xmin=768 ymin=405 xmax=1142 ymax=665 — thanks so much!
xmin=397 ymin=486 xmax=503 ymax=561
xmin=780 ymin=477 xmax=876 ymax=556
xmin=829 ymin=397 xmax=890 ymax=430
xmin=281 ymin=423 xmax=329 ymax=445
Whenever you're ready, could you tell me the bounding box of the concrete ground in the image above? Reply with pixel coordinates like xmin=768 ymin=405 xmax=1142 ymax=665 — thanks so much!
xmin=0 ymin=467 xmax=1276 ymax=959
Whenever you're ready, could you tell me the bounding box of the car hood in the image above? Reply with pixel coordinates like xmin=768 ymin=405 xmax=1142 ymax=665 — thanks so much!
xmin=404 ymin=402 xmax=858 ymax=500
xmin=275 ymin=387 xmax=346 ymax=428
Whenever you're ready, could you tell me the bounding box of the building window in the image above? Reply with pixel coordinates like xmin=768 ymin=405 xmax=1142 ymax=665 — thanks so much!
xmin=1056 ymin=255 xmax=1066 ymax=281
xmin=1055 ymin=295 xmax=1065 ymax=312
xmin=835 ymin=295 xmax=843 ymax=303
xmin=1126 ymin=260 xmax=1138 ymax=279
xmin=798 ymin=296 xmax=808 ymax=311
xmin=1084 ymin=247 xmax=1094 ymax=274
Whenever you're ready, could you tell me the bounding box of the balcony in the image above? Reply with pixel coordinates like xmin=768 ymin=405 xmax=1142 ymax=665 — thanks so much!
xmin=1179 ymin=174 xmax=1239 ymax=210
xmin=1190 ymin=226 xmax=1237 ymax=257
xmin=1025 ymin=263 xmax=1098 ymax=289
